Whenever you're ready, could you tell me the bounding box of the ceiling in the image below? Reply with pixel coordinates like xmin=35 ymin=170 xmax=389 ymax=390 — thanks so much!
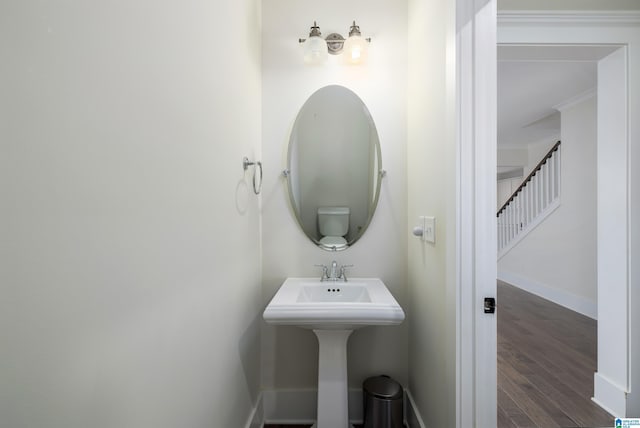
xmin=497 ymin=45 xmax=618 ymax=148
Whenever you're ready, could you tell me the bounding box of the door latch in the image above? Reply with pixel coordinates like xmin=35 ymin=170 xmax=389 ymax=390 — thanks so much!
xmin=484 ymin=297 xmax=496 ymax=314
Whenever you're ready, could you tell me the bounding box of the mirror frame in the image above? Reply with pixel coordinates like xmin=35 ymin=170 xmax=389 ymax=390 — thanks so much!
xmin=285 ymin=85 xmax=383 ymax=251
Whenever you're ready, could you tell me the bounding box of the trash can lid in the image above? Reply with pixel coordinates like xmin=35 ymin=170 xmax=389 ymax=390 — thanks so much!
xmin=363 ymin=375 xmax=403 ymax=400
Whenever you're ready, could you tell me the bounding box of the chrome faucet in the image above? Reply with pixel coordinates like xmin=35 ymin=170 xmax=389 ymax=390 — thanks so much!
xmin=329 ymin=261 xmax=339 ymax=280
xmin=316 ymin=261 xmax=353 ymax=282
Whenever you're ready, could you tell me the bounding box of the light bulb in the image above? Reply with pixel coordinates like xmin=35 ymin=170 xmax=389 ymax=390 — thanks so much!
xmin=303 ymin=35 xmax=328 ymax=65
xmin=343 ymin=21 xmax=368 ymax=65
xmin=351 ymin=45 xmax=362 ymax=60
xmin=343 ymin=34 xmax=367 ymax=65
xmin=302 ymin=22 xmax=328 ymax=65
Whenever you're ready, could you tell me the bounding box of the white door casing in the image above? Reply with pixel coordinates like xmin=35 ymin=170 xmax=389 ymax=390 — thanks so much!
xmin=456 ymin=0 xmax=497 ymax=427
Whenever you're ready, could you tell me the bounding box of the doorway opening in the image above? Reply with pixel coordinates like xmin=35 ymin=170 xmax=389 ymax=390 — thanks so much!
xmin=496 ymin=44 xmax=622 ymax=426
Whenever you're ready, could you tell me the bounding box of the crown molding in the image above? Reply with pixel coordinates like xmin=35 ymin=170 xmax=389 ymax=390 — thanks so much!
xmin=553 ymin=87 xmax=596 ymax=112
xmin=498 ymin=10 xmax=640 ymax=26
xmin=498 ymin=134 xmax=560 ymax=150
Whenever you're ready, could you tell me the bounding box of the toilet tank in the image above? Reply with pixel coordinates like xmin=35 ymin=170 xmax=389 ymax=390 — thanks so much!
xmin=317 ymin=206 xmax=350 ymax=237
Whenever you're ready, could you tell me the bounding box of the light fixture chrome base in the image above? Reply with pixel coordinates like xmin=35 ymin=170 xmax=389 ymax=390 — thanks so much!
xmin=325 ymin=33 xmax=345 ymax=55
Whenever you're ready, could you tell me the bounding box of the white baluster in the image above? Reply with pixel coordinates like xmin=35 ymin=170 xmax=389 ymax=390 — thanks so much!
xmin=509 ymin=206 xmax=514 ymax=241
xmin=517 ymin=190 xmax=522 ymax=236
xmin=556 ymin=149 xmax=561 ymax=199
xmin=544 ymin=159 xmax=551 ymax=208
xmin=550 ymin=155 xmax=555 ymax=204
xmin=527 ymin=183 xmax=532 ymax=226
xmin=532 ymin=177 xmax=537 ymax=218
xmin=540 ymin=164 xmax=544 ymax=207
xmin=523 ymin=187 xmax=527 ymax=229
xmin=544 ymin=162 xmax=550 ymax=208
xmin=527 ymin=181 xmax=532 ymax=226
xmin=511 ymin=197 xmax=516 ymax=241
xmin=515 ymin=197 xmax=520 ymax=243
xmin=500 ymin=211 xmax=507 ymax=247
xmin=548 ymin=160 xmax=553 ymax=205
xmin=498 ymin=217 xmax=502 ymax=251
xmin=505 ymin=204 xmax=511 ymax=243
xmin=500 ymin=215 xmax=505 ymax=250
xmin=537 ymin=171 xmax=543 ymax=215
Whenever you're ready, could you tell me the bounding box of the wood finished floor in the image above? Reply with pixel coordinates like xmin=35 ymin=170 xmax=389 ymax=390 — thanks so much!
xmin=263 ymin=425 xmax=363 ymax=428
xmin=498 ymin=280 xmax=612 ymax=427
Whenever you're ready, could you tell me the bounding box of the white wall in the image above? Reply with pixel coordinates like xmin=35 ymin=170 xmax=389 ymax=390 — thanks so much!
xmin=497 ymin=147 xmax=526 ymax=208
xmin=498 ymin=147 xmax=528 ymax=168
xmin=498 ymin=96 xmax=597 ymax=317
xmin=0 ymin=1 xmax=263 ymax=427
xmin=527 ymin=138 xmax=559 ymax=175
xmin=261 ymin=0 xmax=408 ymax=398
xmin=407 ymin=0 xmax=457 ymax=425
xmin=497 ymin=176 xmax=523 ymax=209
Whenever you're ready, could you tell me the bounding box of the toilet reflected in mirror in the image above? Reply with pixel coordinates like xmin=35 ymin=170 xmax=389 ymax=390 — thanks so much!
xmin=317 ymin=206 xmax=350 ymax=251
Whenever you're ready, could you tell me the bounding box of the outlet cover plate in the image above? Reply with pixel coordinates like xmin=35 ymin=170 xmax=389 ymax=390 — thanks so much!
xmin=423 ymin=216 xmax=435 ymax=243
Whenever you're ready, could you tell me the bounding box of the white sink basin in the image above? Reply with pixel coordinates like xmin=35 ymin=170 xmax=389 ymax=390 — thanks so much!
xmin=263 ymin=277 xmax=404 ymax=330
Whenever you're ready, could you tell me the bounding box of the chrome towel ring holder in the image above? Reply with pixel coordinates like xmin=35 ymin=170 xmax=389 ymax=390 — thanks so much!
xmin=243 ymin=157 xmax=262 ymax=195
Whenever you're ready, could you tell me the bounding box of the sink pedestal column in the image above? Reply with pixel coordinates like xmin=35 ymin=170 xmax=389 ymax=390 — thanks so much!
xmin=313 ymin=329 xmax=353 ymax=428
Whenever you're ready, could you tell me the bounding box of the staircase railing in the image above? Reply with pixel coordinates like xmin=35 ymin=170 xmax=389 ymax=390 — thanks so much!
xmin=497 ymin=141 xmax=561 ymax=257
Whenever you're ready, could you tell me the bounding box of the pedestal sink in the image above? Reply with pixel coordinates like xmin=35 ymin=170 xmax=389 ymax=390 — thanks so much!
xmin=263 ymin=278 xmax=405 ymax=428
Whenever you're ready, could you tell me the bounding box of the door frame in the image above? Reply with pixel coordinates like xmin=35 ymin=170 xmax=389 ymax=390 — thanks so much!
xmin=456 ymin=1 xmax=497 ymax=427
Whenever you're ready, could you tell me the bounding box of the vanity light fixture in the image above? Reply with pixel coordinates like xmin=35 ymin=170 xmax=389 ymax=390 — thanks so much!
xmin=299 ymin=21 xmax=371 ymax=65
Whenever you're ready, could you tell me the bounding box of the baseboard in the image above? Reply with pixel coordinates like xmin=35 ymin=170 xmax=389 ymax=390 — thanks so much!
xmin=261 ymin=387 xmax=424 ymax=426
xmin=244 ymin=392 xmax=264 ymax=428
xmin=404 ymin=389 xmax=427 ymax=428
xmin=262 ymin=388 xmax=364 ymax=425
xmin=263 ymin=389 xmax=316 ymax=424
xmin=498 ymin=270 xmax=597 ymax=319
xmin=593 ymin=372 xmax=627 ymax=417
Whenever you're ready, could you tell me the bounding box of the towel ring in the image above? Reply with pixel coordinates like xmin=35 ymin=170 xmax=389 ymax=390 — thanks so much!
xmin=243 ymin=157 xmax=263 ymax=195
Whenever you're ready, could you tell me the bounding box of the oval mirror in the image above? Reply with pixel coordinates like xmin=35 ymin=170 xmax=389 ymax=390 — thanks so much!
xmin=286 ymin=85 xmax=382 ymax=251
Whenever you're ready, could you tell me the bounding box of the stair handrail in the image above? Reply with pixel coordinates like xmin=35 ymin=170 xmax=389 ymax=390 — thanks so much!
xmin=497 ymin=140 xmax=561 ymax=217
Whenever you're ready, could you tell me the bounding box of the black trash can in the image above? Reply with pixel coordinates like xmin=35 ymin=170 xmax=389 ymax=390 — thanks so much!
xmin=363 ymin=375 xmax=404 ymax=428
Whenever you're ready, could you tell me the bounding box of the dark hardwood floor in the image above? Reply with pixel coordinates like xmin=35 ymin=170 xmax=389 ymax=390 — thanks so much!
xmin=264 ymin=424 xmax=362 ymax=428
xmin=264 ymin=425 xmax=365 ymax=428
xmin=263 ymin=425 xmax=312 ymax=428
xmin=498 ymin=280 xmax=612 ymax=427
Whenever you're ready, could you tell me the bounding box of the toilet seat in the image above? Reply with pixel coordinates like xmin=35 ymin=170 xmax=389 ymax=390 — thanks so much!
xmin=319 ymin=236 xmax=348 ymax=249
